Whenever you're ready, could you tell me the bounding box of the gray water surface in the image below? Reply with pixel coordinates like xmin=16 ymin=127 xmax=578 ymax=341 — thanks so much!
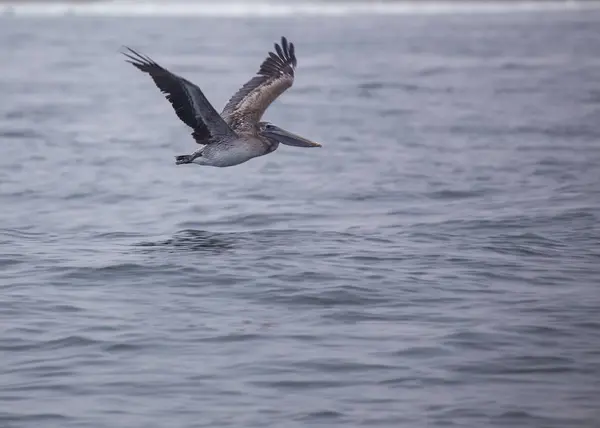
xmin=1 ymin=8 xmax=600 ymax=428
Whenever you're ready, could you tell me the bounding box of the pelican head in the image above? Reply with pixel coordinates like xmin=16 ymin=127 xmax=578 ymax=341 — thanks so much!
xmin=260 ymin=122 xmax=322 ymax=148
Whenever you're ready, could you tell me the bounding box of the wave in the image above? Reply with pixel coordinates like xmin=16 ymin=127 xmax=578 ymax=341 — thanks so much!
xmin=1 ymin=0 xmax=599 ymax=17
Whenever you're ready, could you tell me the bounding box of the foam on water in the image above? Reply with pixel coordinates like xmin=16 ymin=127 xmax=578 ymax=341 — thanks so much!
xmin=1 ymin=0 xmax=599 ymax=17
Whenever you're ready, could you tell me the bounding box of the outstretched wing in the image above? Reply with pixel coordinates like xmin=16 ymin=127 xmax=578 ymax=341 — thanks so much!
xmin=221 ymin=37 xmax=297 ymax=129
xmin=122 ymin=47 xmax=234 ymax=144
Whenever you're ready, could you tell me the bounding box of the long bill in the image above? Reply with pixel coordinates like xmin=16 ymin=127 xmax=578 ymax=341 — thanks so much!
xmin=264 ymin=126 xmax=322 ymax=148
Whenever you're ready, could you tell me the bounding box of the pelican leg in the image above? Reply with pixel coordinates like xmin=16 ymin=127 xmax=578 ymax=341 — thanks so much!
xmin=175 ymin=154 xmax=192 ymax=165
xmin=175 ymin=147 xmax=203 ymax=165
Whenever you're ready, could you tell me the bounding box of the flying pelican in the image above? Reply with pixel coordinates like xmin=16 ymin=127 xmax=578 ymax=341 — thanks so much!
xmin=122 ymin=37 xmax=321 ymax=167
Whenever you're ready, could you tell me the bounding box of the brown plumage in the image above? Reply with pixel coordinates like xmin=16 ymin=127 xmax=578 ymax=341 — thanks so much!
xmin=221 ymin=37 xmax=297 ymax=132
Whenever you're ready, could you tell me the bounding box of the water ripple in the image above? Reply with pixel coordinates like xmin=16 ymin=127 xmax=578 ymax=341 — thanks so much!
xmin=1 ymin=10 xmax=600 ymax=428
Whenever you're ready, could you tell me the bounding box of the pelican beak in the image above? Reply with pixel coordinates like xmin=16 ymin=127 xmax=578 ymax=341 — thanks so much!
xmin=265 ymin=126 xmax=322 ymax=148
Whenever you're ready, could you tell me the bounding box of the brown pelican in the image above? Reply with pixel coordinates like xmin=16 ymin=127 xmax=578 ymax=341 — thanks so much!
xmin=122 ymin=37 xmax=321 ymax=167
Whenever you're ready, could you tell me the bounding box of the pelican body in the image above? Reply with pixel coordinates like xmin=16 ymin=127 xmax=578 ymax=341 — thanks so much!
xmin=122 ymin=37 xmax=321 ymax=167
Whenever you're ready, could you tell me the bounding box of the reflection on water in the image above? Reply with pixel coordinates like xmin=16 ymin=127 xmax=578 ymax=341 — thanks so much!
xmin=136 ymin=229 xmax=238 ymax=253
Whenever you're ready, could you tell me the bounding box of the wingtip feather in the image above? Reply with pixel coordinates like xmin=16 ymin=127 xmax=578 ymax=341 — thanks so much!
xmin=120 ymin=46 xmax=157 ymax=68
xmin=275 ymin=42 xmax=284 ymax=59
xmin=257 ymin=36 xmax=297 ymax=77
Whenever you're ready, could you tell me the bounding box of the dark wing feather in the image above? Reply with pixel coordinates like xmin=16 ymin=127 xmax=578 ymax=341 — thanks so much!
xmin=221 ymin=37 xmax=297 ymax=128
xmin=122 ymin=47 xmax=234 ymax=144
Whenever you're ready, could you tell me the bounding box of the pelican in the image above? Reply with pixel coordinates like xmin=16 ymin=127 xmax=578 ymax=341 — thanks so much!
xmin=122 ymin=37 xmax=321 ymax=167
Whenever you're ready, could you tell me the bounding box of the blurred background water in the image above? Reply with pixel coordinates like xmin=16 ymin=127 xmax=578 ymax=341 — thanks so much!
xmin=1 ymin=1 xmax=600 ymax=427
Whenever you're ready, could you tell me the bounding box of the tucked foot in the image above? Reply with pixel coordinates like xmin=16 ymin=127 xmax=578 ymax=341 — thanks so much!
xmin=175 ymin=154 xmax=192 ymax=165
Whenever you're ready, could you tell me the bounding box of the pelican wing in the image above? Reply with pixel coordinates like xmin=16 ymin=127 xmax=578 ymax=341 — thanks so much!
xmin=122 ymin=47 xmax=234 ymax=144
xmin=222 ymin=37 xmax=297 ymax=128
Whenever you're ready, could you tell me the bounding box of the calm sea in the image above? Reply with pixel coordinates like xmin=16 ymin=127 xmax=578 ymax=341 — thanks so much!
xmin=1 ymin=2 xmax=600 ymax=427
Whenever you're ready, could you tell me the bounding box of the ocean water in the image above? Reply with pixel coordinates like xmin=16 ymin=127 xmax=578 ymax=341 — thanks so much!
xmin=1 ymin=3 xmax=600 ymax=427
